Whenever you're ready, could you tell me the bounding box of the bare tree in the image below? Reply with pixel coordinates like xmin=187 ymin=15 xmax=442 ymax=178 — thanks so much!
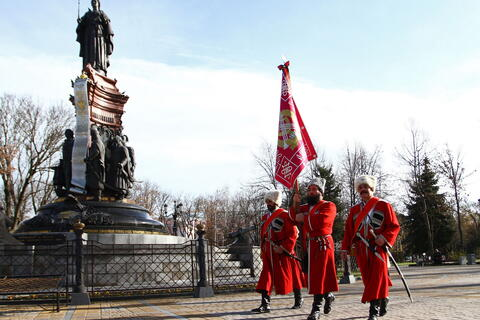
xmin=436 ymin=146 xmax=473 ymax=250
xmin=247 ymin=141 xmax=295 ymax=207
xmin=339 ymin=143 xmax=384 ymax=207
xmin=0 ymin=94 xmax=73 ymax=228
xmin=249 ymin=142 xmax=279 ymax=190
xmin=130 ymin=180 xmax=170 ymax=224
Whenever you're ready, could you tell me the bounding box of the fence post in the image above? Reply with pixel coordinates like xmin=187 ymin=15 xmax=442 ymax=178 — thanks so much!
xmin=194 ymin=223 xmax=214 ymax=298
xmin=339 ymin=255 xmax=356 ymax=284
xmin=70 ymin=220 xmax=91 ymax=305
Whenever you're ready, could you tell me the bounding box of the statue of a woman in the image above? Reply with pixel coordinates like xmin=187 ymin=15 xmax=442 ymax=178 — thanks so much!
xmin=76 ymin=0 xmax=114 ymax=75
xmin=85 ymin=126 xmax=105 ymax=200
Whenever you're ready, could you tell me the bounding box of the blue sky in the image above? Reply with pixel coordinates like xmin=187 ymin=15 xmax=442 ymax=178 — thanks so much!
xmin=0 ymin=1 xmax=479 ymax=201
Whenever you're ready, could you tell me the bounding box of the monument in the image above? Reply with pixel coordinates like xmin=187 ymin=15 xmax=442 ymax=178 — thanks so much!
xmin=15 ymin=0 xmax=170 ymax=243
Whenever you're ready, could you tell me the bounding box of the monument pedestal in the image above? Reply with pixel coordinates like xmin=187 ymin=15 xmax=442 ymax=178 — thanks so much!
xmin=194 ymin=286 xmax=214 ymax=298
xmin=71 ymin=292 xmax=91 ymax=305
xmin=16 ymin=198 xmax=166 ymax=235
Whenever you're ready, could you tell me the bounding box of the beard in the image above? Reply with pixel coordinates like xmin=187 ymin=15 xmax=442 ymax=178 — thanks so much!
xmin=267 ymin=204 xmax=276 ymax=212
xmin=306 ymin=194 xmax=320 ymax=206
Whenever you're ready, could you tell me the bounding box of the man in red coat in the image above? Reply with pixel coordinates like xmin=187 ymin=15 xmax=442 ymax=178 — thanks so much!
xmin=341 ymin=175 xmax=400 ymax=320
xmin=252 ymin=190 xmax=304 ymax=313
xmin=292 ymin=178 xmax=339 ymax=320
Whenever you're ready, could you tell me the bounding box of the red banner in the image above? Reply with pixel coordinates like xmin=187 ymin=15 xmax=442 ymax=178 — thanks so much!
xmin=275 ymin=61 xmax=317 ymax=189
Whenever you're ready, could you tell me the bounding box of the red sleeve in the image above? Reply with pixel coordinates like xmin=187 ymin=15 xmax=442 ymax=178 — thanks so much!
xmin=341 ymin=208 xmax=355 ymax=251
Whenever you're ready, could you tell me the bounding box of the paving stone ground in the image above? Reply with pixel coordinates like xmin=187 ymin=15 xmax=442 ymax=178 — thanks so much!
xmin=1 ymin=264 xmax=479 ymax=319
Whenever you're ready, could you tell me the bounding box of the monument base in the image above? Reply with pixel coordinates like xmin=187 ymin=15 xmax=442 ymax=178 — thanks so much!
xmin=84 ymin=232 xmax=187 ymax=245
xmin=194 ymin=286 xmax=214 ymax=298
xmin=15 ymin=198 xmax=166 ymax=234
xmin=70 ymin=292 xmax=91 ymax=305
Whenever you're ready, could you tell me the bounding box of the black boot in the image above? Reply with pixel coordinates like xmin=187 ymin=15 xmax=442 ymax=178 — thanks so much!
xmin=307 ymin=294 xmax=323 ymax=320
xmin=291 ymin=288 xmax=304 ymax=309
xmin=323 ymin=292 xmax=335 ymax=314
xmin=368 ymin=299 xmax=381 ymax=320
xmin=251 ymin=290 xmax=271 ymax=313
xmin=379 ymin=297 xmax=389 ymax=317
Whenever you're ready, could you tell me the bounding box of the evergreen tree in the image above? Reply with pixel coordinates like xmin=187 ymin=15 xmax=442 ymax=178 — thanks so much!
xmin=404 ymin=158 xmax=455 ymax=255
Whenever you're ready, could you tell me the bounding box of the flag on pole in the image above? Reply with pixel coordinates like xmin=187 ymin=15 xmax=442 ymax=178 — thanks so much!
xmin=275 ymin=61 xmax=317 ymax=189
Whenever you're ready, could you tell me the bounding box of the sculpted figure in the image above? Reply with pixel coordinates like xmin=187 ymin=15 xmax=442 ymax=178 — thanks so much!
xmin=76 ymin=0 xmax=114 ymax=75
xmin=122 ymin=135 xmax=136 ymax=187
xmin=85 ymin=126 xmax=105 ymax=200
xmin=107 ymin=135 xmax=129 ymax=198
xmin=62 ymin=129 xmax=75 ymax=190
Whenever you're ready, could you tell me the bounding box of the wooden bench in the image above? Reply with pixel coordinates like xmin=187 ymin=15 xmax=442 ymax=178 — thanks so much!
xmin=0 ymin=275 xmax=64 ymax=312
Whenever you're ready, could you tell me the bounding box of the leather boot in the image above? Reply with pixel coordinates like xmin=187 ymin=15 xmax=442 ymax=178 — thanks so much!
xmin=251 ymin=290 xmax=271 ymax=313
xmin=307 ymin=294 xmax=323 ymax=320
xmin=323 ymin=292 xmax=335 ymax=314
xmin=379 ymin=297 xmax=389 ymax=316
xmin=368 ymin=299 xmax=381 ymax=320
xmin=291 ymin=288 xmax=304 ymax=309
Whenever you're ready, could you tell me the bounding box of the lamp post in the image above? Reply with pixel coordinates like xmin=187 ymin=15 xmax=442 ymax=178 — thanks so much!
xmin=193 ymin=222 xmax=214 ymax=297
xmin=163 ymin=203 xmax=168 ymax=231
xmin=71 ymin=219 xmax=91 ymax=305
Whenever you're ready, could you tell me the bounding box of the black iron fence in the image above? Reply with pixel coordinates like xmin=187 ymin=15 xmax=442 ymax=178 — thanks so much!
xmin=82 ymin=241 xmax=197 ymax=296
xmin=208 ymin=241 xmax=262 ymax=290
xmin=0 ymin=235 xmax=357 ymax=301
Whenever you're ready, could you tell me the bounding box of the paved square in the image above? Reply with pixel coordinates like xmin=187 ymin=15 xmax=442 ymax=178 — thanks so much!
xmin=1 ymin=264 xmax=479 ymax=319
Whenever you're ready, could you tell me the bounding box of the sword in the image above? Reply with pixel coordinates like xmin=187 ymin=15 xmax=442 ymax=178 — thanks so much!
xmin=356 ymin=232 xmax=385 ymax=263
xmin=369 ymin=229 xmax=414 ymax=303
xmin=265 ymin=238 xmax=302 ymax=262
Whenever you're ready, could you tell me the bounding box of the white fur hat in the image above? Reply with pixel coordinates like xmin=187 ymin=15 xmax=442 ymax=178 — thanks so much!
xmin=264 ymin=190 xmax=282 ymax=207
xmin=354 ymin=175 xmax=377 ymax=192
xmin=308 ymin=177 xmax=326 ymax=194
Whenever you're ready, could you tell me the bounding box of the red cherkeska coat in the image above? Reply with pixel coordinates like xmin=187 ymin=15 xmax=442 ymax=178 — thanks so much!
xmin=295 ymin=201 xmax=339 ymax=295
xmin=341 ymin=197 xmax=400 ymax=303
xmin=256 ymin=208 xmax=304 ymax=295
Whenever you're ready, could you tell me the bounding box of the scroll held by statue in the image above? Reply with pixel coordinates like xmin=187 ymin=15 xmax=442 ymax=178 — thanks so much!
xmin=71 ymin=77 xmax=90 ymax=194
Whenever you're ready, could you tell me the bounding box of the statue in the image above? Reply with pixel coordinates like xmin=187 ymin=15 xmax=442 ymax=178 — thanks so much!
xmin=85 ymin=126 xmax=105 ymax=201
xmin=76 ymin=0 xmax=114 ymax=75
xmin=122 ymin=135 xmax=136 ymax=188
xmin=106 ymin=135 xmax=129 ymax=199
xmin=63 ymin=129 xmax=75 ymax=190
xmin=53 ymin=129 xmax=74 ymax=197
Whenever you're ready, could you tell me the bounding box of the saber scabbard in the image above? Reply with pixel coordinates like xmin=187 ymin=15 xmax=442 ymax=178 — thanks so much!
xmin=265 ymin=238 xmax=302 ymax=262
xmin=368 ymin=229 xmax=414 ymax=303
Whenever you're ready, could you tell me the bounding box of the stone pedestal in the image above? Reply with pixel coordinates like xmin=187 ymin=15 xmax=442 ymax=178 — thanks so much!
xmin=71 ymin=292 xmax=91 ymax=305
xmin=194 ymin=286 xmax=214 ymax=298
xmin=15 ymin=199 xmax=165 ymax=234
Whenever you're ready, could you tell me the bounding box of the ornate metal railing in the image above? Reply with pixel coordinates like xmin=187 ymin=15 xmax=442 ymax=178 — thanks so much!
xmin=0 ymin=236 xmax=357 ymax=301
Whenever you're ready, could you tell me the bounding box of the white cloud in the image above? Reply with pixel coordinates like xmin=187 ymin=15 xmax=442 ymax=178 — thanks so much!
xmin=0 ymin=55 xmax=478 ymax=199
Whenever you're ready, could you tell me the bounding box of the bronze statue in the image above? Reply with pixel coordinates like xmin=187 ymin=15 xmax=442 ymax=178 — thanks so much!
xmin=106 ymin=135 xmax=129 ymax=198
xmin=85 ymin=126 xmax=105 ymax=200
xmin=62 ymin=129 xmax=75 ymax=190
xmin=122 ymin=135 xmax=136 ymax=188
xmin=76 ymin=0 xmax=114 ymax=75
xmin=53 ymin=129 xmax=74 ymax=196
